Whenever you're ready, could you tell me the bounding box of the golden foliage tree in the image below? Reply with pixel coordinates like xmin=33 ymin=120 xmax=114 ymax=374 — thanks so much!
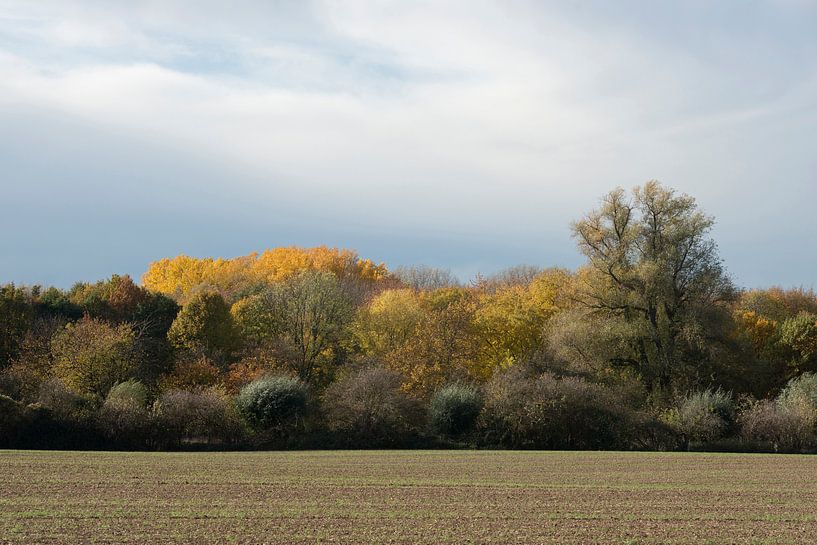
xmin=473 ymin=269 xmax=568 ymax=369
xmin=350 ymin=289 xmax=424 ymax=357
xmin=142 ymin=246 xmax=388 ymax=302
xmin=351 ymin=272 xmax=571 ymax=397
xmin=351 ymin=287 xmax=482 ymax=396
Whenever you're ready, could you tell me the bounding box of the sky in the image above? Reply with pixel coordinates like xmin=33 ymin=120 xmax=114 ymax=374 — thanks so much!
xmin=1 ymin=0 xmax=816 ymax=289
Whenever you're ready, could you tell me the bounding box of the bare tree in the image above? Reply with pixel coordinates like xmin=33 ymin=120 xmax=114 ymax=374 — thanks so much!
xmin=392 ymin=265 xmax=461 ymax=291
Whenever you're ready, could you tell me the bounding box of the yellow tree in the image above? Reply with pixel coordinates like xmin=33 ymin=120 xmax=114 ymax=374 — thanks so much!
xmin=733 ymin=310 xmax=778 ymax=353
xmin=143 ymin=246 xmax=389 ymax=302
xmin=361 ymin=288 xmax=482 ymax=396
xmin=350 ymin=289 xmax=424 ymax=357
xmin=473 ymin=269 xmax=568 ymax=370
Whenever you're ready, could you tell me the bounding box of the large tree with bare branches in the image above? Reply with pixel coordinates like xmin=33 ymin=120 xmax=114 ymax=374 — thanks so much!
xmin=571 ymin=181 xmax=735 ymax=390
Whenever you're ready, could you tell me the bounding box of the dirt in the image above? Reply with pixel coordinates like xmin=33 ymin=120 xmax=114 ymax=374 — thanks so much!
xmin=1 ymin=450 xmax=816 ymax=544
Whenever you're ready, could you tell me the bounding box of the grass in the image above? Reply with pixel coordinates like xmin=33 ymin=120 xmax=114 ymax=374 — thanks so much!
xmin=1 ymin=450 xmax=817 ymax=543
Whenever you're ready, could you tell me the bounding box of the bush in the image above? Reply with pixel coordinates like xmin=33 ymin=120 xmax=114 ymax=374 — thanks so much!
xmin=736 ymin=373 xmax=817 ymax=452
xmin=0 ymin=395 xmax=27 ymax=447
xmin=739 ymin=399 xmax=816 ymax=452
xmin=662 ymin=389 xmax=735 ymax=446
xmin=158 ymin=356 xmax=222 ymax=391
xmin=30 ymin=379 xmax=104 ymax=448
xmin=97 ymin=381 xmax=151 ymax=448
xmin=0 ymin=396 xmax=62 ymax=449
xmin=37 ymin=378 xmax=97 ymax=423
xmin=481 ymin=367 xmax=638 ymax=449
xmin=429 ymin=384 xmax=483 ymax=437
xmin=236 ymin=375 xmax=309 ymax=430
xmin=225 ymin=350 xmax=280 ymax=393
xmin=777 ymin=372 xmax=817 ymax=410
xmin=628 ymin=413 xmax=683 ymax=451
xmin=0 ymin=321 xmax=62 ymax=403
xmin=152 ymin=389 xmax=243 ymax=448
xmin=0 ymin=369 xmax=24 ymax=401
xmin=322 ymin=366 xmax=423 ymax=447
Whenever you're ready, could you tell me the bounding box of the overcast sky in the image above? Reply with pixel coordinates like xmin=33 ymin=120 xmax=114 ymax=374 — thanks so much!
xmin=1 ymin=0 xmax=816 ymax=288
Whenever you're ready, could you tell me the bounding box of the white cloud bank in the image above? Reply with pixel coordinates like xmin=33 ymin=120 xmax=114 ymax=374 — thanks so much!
xmin=0 ymin=0 xmax=816 ymax=286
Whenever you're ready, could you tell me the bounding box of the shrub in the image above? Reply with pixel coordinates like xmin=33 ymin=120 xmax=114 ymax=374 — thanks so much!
xmin=1 ymin=336 xmax=55 ymax=402
xmin=236 ymin=375 xmax=309 ymax=430
xmin=225 ymin=350 xmax=280 ymax=393
xmin=628 ymin=413 xmax=683 ymax=451
xmin=31 ymin=379 xmax=103 ymax=448
xmin=777 ymin=372 xmax=817 ymax=410
xmin=481 ymin=367 xmax=637 ymax=449
xmin=37 ymin=378 xmax=97 ymax=423
xmin=158 ymin=356 xmax=222 ymax=391
xmin=429 ymin=384 xmax=483 ymax=437
xmin=662 ymin=389 xmax=735 ymax=446
xmin=152 ymin=389 xmax=243 ymax=448
xmin=739 ymin=399 xmax=816 ymax=452
xmin=737 ymin=373 xmax=817 ymax=452
xmin=322 ymin=366 xmax=423 ymax=447
xmin=97 ymin=381 xmax=151 ymax=448
xmin=0 ymin=396 xmax=63 ymax=450
xmin=107 ymin=380 xmax=148 ymax=405
xmin=0 ymin=395 xmax=27 ymax=447
xmin=0 ymin=369 xmax=24 ymax=401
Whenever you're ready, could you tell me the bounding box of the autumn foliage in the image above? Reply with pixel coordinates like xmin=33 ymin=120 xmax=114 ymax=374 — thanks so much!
xmin=142 ymin=246 xmax=388 ymax=301
xmin=3 ymin=184 xmax=817 ymax=452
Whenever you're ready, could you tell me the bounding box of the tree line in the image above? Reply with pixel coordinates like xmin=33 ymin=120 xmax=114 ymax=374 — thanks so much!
xmin=3 ymin=181 xmax=817 ymax=452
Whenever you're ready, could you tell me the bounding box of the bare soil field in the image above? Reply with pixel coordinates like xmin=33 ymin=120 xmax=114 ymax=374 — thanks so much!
xmin=1 ymin=450 xmax=816 ymax=544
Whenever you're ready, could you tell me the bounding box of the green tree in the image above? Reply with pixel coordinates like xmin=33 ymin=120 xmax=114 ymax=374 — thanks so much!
xmin=249 ymin=271 xmax=355 ymax=383
xmin=571 ymin=181 xmax=735 ymax=390
xmin=36 ymin=286 xmax=81 ymax=319
xmin=429 ymin=383 xmax=483 ymax=437
xmin=68 ymin=275 xmax=179 ymax=329
xmin=236 ymin=375 xmax=309 ymax=430
xmin=779 ymin=313 xmax=817 ymax=373
xmin=0 ymin=284 xmax=33 ymax=368
xmin=131 ymin=291 xmax=179 ymax=385
xmin=231 ymin=292 xmax=279 ymax=348
xmin=51 ymin=316 xmax=138 ymax=396
xmin=167 ymin=291 xmax=238 ymax=367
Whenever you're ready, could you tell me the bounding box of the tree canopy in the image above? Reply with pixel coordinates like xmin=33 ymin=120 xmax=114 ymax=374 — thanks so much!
xmin=572 ymin=181 xmax=735 ymax=389
xmin=3 ymin=181 xmax=817 ymax=453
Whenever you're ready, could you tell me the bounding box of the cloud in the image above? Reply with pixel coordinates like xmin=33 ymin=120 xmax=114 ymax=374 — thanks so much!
xmin=0 ymin=0 xmax=816 ymax=287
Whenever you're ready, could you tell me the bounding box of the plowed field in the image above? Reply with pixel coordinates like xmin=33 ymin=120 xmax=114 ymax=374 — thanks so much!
xmin=2 ymin=450 xmax=816 ymax=544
